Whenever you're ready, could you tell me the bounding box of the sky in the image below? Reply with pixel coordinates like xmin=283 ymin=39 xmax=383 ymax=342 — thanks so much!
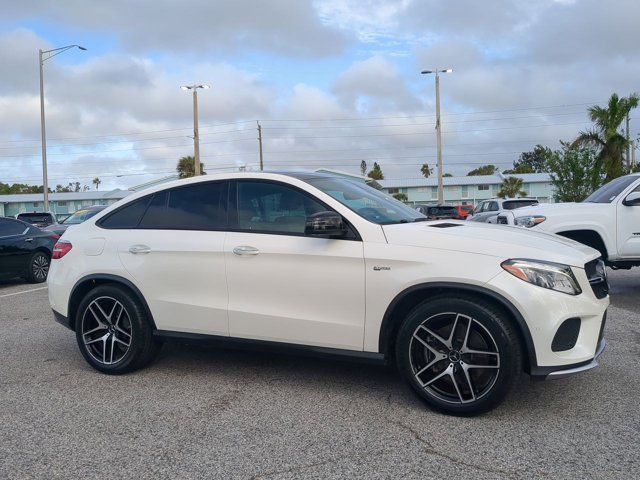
xmin=0 ymin=0 xmax=638 ymax=190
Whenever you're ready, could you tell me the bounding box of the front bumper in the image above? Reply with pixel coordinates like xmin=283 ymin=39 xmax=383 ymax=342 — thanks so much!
xmin=543 ymin=338 xmax=606 ymax=379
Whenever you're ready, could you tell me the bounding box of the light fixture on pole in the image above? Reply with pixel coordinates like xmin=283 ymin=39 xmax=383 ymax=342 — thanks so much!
xmin=180 ymin=84 xmax=210 ymax=176
xmin=421 ymin=68 xmax=452 ymax=206
xmin=39 ymin=44 xmax=87 ymax=212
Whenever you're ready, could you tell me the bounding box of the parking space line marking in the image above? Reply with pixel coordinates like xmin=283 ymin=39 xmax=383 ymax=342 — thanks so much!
xmin=0 ymin=286 xmax=48 ymax=298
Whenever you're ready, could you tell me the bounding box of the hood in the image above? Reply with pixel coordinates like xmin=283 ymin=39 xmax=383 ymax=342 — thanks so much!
xmin=512 ymin=201 xmax=608 ymax=218
xmin=382 ymin=221 xmax=599 ymax=268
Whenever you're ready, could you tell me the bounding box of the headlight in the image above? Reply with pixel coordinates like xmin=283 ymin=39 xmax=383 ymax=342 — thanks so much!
xmin=501 ymin=259 xmax=582 ymax=295
xmin=514 ymin=215 xmax=546 ymax=228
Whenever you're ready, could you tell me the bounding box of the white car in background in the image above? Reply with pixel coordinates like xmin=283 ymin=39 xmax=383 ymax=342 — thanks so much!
xmin=47 ymin=172 xmax=608 ymax=415
xmin=467 ymin=198 xmax=539 ymax=223
xmin=498 ymin=173 xmax=640 ymax=269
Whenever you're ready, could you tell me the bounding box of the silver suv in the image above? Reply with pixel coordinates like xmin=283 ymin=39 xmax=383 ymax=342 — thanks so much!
xmin=467 ymin=198 xmax=539 ymax=223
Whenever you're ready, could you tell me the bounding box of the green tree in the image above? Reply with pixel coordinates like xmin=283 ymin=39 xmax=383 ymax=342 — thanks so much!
xmin=547 ymin=143 xmax=604 ymax=202
xmin=504 ymin=145 xmax=553 ymax=174
xmin=177 ymin=155 xmax=206 ymax=179
xmin=420 ymin=163 xmax=433 ymax=178
xmin=367 ymin=162 xmax=384 ymax=180
xmin=392 ymin=192 xmax=408 ymax=202
xmin=443 ymin=173 xmax=453 ymax=177
xmin=497 ymin=177 xmax=526 ymax=198
xmin=467 ymin=164 xmax=498 ymax=176
xmin=360 ymin=160 xmax=367 ymax=176
xmin=572 ymin=93 xmax=639 ymax=182
xmin=92 ymin=177 xmax=101 ymax=191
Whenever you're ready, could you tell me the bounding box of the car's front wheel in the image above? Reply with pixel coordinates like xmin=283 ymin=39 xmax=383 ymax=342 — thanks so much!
xmin=395 ymin=295 xmax=522 ymax=415
xmin=75 ymin=284 xmax=161 ymax=374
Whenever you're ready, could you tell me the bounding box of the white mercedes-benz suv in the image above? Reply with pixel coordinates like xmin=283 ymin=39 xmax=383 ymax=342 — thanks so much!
xmin=48 ymin=172 xmax=608 ymax=414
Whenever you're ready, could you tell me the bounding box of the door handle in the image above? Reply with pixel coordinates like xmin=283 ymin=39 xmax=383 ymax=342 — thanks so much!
xmin=129 ymin=244 xmax=151 ymax=254
xmin=233 ymin=246 xmax=259 ymax=256
xmin=24 ymin=238 xmax=33 ymax=243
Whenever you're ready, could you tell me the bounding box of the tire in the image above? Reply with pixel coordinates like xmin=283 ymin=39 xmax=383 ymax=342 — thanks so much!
xmin=395 ymin=295 xmax=522 ymax=415
xmin=75 ymin=284 xmax=161 ymax=374
xmin=26 ymin=251 xmax=50 ymax=283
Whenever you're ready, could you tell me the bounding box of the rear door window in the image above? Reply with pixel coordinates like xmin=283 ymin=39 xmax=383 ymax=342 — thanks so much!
xmin=0 ymin=219 xmax=28 ymax=237
xmin=138 ymin=181 xmax=228 ymax=231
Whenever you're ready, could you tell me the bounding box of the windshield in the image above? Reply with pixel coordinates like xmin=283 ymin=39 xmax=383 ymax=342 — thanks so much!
xmin=584 ymin=176 xmax=638 ymax=203
xmin=305 ymin=177 xmax=426 ymax=224
xmin=62 ymin=208 xmax=102 ymax=225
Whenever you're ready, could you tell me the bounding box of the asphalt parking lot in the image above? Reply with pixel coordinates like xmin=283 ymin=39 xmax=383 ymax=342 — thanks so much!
xmin=1 ymin=271 xmax=639 ymax=479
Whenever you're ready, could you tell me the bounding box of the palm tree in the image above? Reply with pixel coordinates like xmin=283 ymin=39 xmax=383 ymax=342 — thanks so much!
xmin=420 ymin=163 xmax=433 ymax=178
xmin=92 ymin=177 xmax=101 ymax=191
xmin=498 ymin=177 xmax=526 ymax=198
xmin=573 ymin=93 xmax=639 ymax=182
xmin=176 ymin=155 xmax=206 ymax=179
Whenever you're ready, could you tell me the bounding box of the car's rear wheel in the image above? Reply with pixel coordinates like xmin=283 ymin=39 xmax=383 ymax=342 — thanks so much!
xmin=395 ymin=295 xmax=521 ymax=415
xmin=26 ymin=251 xmax=50 ymax=283
xmin=75 ymin=285 xmax=161 ymax=374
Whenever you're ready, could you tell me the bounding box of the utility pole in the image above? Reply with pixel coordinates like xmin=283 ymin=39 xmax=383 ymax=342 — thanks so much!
xmin=38 ymin=44 xmax=86 ymax=212
xmin=39 ymin=49 xmax=48 ymax=211
xmin=180 ymin=84 xmax=210 ymax=176
xmin=421 ymin=68 xmax=452 ymax=206
xmin=257 ymin=121 xmax=264 ymax=171
xmin=626 ymin=113 xmax=631 ymax=173
xmin=434 ymin=71 xmax=443 ymax=205
xmin=192 ymin=88 xmax=201 ymax=176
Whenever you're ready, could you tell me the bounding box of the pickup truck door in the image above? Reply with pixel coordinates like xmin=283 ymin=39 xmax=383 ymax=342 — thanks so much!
xmin=617 ymin=184 xmax=640 ymax=258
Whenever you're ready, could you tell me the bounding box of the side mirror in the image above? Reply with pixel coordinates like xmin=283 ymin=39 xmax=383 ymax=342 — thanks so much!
xmin=305 ymin=211 xmax=346 ymax=237
xmin=623 ymin=191 xmax=640 ymax=206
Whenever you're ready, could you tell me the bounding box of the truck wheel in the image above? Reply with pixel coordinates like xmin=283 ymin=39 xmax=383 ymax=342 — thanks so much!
xmin=395 ymin=295 xmax=522 ymax=415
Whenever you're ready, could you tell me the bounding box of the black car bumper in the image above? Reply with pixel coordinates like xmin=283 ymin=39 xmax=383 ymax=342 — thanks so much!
xmin=52 ymin=309 xmax=74 ymax=331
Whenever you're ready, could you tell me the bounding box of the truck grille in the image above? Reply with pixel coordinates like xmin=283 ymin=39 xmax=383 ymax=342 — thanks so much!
xmin=585 ymin=258 xmax=609 ymax=299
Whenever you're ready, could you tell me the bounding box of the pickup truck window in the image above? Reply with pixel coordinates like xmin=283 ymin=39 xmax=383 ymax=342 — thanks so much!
xmin=584 ymin=176 xmax=638 ymax=203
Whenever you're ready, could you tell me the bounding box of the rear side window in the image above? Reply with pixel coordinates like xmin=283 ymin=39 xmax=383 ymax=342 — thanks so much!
xmin=138 ymin=181 xmax=228 ymax=231
xmin=17 ymin=213 xmax=53 ymax=224
xmin=0 ymin=219 xmax=28 ymax=237
xmin=99 ymin=196 xmax=153 ymax=229
xmin=488 ymin=202 xmax=499 ymax=212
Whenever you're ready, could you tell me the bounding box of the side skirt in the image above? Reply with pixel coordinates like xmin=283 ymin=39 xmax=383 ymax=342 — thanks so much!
xmin=154 ymin=330 xmax=387 ymax=365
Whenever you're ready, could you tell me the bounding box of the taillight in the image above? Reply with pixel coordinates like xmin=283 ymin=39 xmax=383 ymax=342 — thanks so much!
xmin=52 ymin=240 xmax=72 ymax=259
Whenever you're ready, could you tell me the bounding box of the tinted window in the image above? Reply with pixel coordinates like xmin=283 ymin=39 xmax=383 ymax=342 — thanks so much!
xmin=584 ymin=176 xmax=639 ymax=203
xmin=237 ymin=181 xmax=326 ymax=234
xmin=502 ymin=200 xmax=539 ymax=210
xmin=17 ymin=213 xmax=54 ymax=224
xmin=139 ymin=182 xmax=227 ymax=231
xmin=99 ymin=196 xmax=153 ymax=229
xmin=0 ymin=219 xmax=27 ymax=237
xmin=488 ymin=202 xmax=499 ymax=212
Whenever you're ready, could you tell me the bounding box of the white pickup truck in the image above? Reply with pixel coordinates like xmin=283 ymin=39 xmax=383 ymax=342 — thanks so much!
xmin=497 ymin=173 xmax=640 ymax=269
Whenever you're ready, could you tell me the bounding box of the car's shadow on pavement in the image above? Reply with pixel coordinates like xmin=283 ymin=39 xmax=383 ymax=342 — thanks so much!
xmin=147 ymin=339 xmax=602 ymax=419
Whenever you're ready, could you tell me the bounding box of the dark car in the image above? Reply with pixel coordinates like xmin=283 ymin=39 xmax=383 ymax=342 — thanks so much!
xmin=0 ymin=217 xmax=58 ymax=283
xmin=414 ymin=204 xmax=458 ymax=220
xmin=16 ymin=212 xmax=58 ymax=228
xmin=44 ymin=205 xmax=107 ymax=236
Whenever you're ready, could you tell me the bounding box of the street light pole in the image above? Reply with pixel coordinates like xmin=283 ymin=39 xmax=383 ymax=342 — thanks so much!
xmin=181 ymin=84 xmax=210 ymax=176
xmin=38 ymin=44 xmax=86 ymax=212
xmin=421 ymin=68 xmax=452 ymax=206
